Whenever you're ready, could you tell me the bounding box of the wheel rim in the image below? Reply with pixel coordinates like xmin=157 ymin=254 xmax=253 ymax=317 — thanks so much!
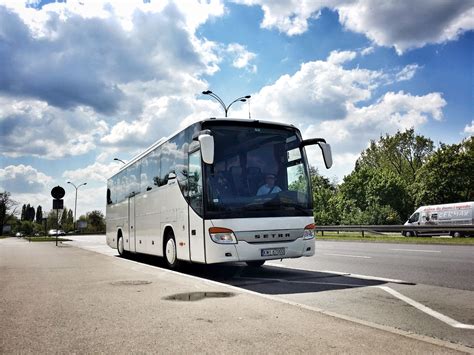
xmin=166 ymin=238 xmax=176 ymax=265
xmin=118 ymin=236 xmax=124 ymax=255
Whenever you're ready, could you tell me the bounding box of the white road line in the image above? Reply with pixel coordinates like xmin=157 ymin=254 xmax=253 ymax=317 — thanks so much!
xmin=324 ymin=253 xmax=371 ymax=259
xmin=390 ymin=249 xmax=440 ymax=253
xmin=378 ymin=286 xmax=474 ymax=330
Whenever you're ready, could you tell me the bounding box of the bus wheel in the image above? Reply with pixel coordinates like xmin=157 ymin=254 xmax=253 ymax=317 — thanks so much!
xmin=246 ymin=260 xmax=265 ymax=267
xmin=453 ymin=231 xmax=463 ymax=238
xmin=164 ymin=232 xmax=179 ymax=269
xmin=117 ymin=233 xmax=125 ymax=257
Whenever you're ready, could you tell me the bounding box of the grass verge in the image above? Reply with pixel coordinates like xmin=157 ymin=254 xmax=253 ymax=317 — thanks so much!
xmin=26 ymin=237 xmax=71 ymax=242
xmin=316 ymin=232 xmax=474 ymax=245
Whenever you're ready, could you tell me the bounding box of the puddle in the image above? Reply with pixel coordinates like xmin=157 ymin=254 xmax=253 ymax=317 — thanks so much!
xmin=163 ymin=292 xmax=236 ymax=301
xmin=111 ymin=280 xmax=152 ymax=286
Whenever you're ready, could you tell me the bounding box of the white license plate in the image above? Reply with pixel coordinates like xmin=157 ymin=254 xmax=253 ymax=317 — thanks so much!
xmin=261 ymin=247 xmax=286 ymax=257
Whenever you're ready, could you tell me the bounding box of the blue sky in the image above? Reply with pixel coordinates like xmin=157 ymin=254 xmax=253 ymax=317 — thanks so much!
xmin=0 ymin=0 xmax=473 ymax=216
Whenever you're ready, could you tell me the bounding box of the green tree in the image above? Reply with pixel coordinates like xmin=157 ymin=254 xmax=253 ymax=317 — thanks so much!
xmin=67 ymin=209 xmax=74 ymax=226
xmin=337 ymin=166 xmax=408 ymax=224
xmin=21 ymin=204 xmax=26 ymax=221
xmin=35 ymin=205 xmax=43 ymax=224
xmin=358 ymin=128 xmax=434 ymax=184
xmin=309 ymin=167 xmax=338 ymax=225
xmin=0 ymin=191 xmax=18 ymax=236
xmin=47 ymin=210 xmax=60 ymax=230
xmin=86 ymin=210 xmax=105 ymax=233
xmin=25 ymin=204 xmax=35 ymax=222
xmin=60 ymin=208 xmax=68 ymax=230
xmin=415 ymin=136 xmax=474 ymax=205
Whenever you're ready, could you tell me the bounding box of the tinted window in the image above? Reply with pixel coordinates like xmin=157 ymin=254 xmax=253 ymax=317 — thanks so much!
xmin=141 ymin=148 xmax=160 ymax=191
xmin=203 ymin=123 xmax=312 ymax=218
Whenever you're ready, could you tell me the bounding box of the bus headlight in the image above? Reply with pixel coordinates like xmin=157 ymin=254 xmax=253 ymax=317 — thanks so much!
xmin=303 ymin=224 xmax=316 ymax=240
xmin=209 ymin=227 xmax=237 ymax=244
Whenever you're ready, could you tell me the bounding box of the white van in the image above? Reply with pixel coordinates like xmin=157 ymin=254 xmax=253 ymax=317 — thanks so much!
xmin=404 ymin=201 xmax=474 ymax=237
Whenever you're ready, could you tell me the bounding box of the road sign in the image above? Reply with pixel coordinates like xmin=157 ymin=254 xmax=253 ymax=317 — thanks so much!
xmin=51 ymin=186 xmax=65 ymax=199
xmin=52 ymin=199 xmax=64 ymax=210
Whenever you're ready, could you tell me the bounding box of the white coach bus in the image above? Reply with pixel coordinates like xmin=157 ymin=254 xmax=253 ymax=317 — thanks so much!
xmin=106 ymin=118 xmax=332 ymax=268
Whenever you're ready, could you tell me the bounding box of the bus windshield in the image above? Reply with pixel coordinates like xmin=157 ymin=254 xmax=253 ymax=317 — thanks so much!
xmin=203 ymin=123 xmax=312 ymax=218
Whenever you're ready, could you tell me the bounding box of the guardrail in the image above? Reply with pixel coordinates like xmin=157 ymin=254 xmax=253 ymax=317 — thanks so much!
xmin=315 ymin=225 xmax=474 ymax=237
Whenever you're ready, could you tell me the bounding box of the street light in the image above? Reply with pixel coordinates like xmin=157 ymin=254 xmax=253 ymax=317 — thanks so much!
xmin=67 ymin=181 xmax=87 ymax=231
xmin=202 ymin=90 xmax=251 ymax=117
xmin=114 ymin=158 xmax=126 ymax=164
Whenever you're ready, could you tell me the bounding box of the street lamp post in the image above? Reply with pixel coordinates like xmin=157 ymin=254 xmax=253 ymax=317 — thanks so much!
xmin=114 ymin=158 xmax=126 ymax=164
xmin=67 ymin=181 xmax=87 ymax=231
xmin=202 ymin=90 xmax=251 ymax=117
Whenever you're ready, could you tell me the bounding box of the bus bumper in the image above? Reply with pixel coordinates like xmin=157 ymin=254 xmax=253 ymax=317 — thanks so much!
xmin=205 ymin=237 xmax=315 ymax=264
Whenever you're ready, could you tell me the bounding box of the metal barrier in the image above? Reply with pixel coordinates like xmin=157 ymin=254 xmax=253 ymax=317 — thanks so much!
xmin=315 ymin=225 xmax=474 ymax=237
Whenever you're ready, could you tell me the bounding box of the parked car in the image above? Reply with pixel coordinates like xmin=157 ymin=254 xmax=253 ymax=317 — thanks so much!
xmin=15 ymin=232 xmax=23 ymax=237
xmin=48 ymin=229 xmax=66 ymax=236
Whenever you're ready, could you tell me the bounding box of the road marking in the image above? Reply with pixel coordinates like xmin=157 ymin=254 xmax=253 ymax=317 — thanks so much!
xmin=378 ymin=286 xmax=474 ymax=330
xmin=390 ymin=249 xmax=441 ymax=253
xmin=324 ymin=253 xmax=371 ymax=259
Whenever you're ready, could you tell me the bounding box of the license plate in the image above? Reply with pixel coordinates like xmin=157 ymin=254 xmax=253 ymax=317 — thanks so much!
xmin=261 ymin=247 xmax=286 ymax=257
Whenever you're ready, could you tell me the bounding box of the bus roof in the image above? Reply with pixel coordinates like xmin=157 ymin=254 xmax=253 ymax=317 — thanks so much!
xmin=109 ymin=117 xmax=297 ymax=179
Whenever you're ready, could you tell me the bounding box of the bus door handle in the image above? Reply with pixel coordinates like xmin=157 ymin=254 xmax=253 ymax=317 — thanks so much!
xmin=191 ymin=230 xmax=196 ymax=236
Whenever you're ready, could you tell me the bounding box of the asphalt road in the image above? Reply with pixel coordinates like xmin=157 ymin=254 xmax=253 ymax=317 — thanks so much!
xmin=280 ymin=240 xmax=474 ymax=291
xmin=65 ymin=235 xmax=474 ymax=349
xmin=2 ymin=237 xmax=466 ymax=354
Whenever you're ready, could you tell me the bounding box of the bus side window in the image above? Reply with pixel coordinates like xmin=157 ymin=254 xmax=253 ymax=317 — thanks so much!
xmin=160 ymin=142 xmax=174 ymax=186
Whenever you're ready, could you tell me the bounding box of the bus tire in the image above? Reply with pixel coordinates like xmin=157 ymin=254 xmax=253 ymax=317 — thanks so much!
xmin=246 ymin=260 xmax=265 ymax=267
xmin=405 ymin=231 xmax=413 ymax=237
xmin=452 ymin=231 xmax=463 ymax=238
xmin=117 ymin=232 xmax=125 ymax=257
xmin=164 ymin=231 xmax=179 ymax=269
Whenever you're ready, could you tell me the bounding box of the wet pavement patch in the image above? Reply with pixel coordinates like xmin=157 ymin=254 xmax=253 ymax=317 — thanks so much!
xmin=110 ymin=280 xmax=152 ymax=286
xmin=163 ymin=292 xmax=236 ymax=301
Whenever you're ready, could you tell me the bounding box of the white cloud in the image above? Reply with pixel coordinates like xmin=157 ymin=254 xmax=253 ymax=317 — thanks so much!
xmin=234 ymin=0 xmax=474 ymax=53
xmin=327 ymin=50 xmax=357 ymax=65
xmin=360 ymin=46 xmax=374 ymax=56
xmin=463 ymin=121 xmax=474 ymax=135
xmin=0 ymin=1 xmax=227 ymax=159
xmin=395 ymin=64 xmax=420 ymax=82
xmin=0 ymin=164 xmax=53 ymax=193
xmin=337 ymin=0 xmax=474 ymax=54
xmin=248 ymin=53 xmax=383 ymax=122
xmin=63 ymin=162 xmax=120 ymax=183
xmin=0 ymin=3 xmax=221 ymax=114
xmin=0 ymin=96 xmax=108 ymax=159
xmin=226 ymin=43 xmax=257 ymax=72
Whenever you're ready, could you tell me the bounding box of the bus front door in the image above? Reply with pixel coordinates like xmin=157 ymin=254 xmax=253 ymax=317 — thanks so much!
xmin=188 ymin=150 xmax=205 ymax=263
xmin=128 ymin=194 xmax=136 ymax=253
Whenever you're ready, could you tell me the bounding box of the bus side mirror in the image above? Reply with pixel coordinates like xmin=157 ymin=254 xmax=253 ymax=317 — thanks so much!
xmin=300 ymin=138 xmax=333 ymax=169
xmin=199 ymin=134 xmax=214 ymax=165
xmin=318 ymin=142 xmax=332 ymax=169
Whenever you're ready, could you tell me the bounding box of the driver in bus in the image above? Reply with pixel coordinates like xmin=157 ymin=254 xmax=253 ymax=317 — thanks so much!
xmin=257 ymin=174 xmax=282 ymax=196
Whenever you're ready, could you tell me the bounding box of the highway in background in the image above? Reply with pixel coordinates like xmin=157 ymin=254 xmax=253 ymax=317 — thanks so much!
xmin=67 ymin=236 xmax=474 ymax=348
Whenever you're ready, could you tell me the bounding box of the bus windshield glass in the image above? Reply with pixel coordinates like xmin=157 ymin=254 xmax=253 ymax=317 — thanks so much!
xmin=203 ymin=123 xmax=312 ymax=218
